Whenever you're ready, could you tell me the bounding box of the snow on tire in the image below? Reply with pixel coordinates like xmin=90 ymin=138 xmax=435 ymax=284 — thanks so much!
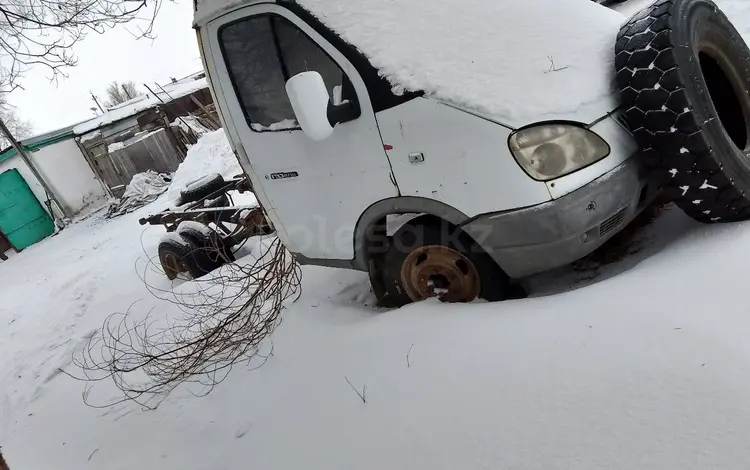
xmin=158 ymin=235 xmax=208 ymax=280
xmin=615 ymin=0 xmax=750 ymax=223
xmin=177 ymin=221 xmax=235 ymax=267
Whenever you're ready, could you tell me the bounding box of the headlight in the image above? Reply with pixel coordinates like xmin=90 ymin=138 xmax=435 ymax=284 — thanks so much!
xmin=508 ymin=124 xmax=610 ymax=181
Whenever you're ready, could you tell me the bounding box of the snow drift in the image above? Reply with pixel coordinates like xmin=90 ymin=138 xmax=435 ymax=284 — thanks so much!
xmin=7 ymin=114 xmax=750 ymax=470
xmin=166 ymin=129 xmax=244 ymax=202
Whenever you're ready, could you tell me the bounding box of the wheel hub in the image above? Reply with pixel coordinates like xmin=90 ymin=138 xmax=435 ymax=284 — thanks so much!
xmin=400 ymin=245 xmax=481 ymax=303
xmin=162 ymin=252 xmax=187 ymax=279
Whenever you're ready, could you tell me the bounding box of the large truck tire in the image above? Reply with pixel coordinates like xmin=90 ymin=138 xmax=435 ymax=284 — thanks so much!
xmin=615 ymin=0 xmax=750 ymax=223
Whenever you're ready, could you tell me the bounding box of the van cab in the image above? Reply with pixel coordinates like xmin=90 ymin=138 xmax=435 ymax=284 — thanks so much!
xmin=193 ymin=0 xmax=656 ymax=306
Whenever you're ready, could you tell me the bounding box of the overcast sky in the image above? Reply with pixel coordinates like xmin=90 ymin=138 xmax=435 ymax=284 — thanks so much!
xmin=8 ymin=0 xmax=201 ymax=135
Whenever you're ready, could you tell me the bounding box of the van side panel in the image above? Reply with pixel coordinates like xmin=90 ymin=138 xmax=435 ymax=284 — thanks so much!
xmin=376 ymin=98 xmax=552 ymax=216
xmin=204 ymin=5 xmax=400 ymax=260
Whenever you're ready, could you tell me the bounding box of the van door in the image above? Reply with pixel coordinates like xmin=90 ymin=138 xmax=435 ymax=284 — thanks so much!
xmin=206 ymin=5 xmax=399 ymax=261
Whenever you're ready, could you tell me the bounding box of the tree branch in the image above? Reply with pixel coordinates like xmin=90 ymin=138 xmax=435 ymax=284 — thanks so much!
xmin=0 ymin=0 xmax=168 ymax=90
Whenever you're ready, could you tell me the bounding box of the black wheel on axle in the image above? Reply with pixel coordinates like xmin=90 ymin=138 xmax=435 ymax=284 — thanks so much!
xmin=177 ymin=222 xmax=235 ymax=272
xmin=615 ymin=0 xmax=750 ymax=223
xmin=158 ymin=236 xmax=209 ymax=280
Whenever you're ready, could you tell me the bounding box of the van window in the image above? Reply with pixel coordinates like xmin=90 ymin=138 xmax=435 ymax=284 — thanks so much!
xmin=219 ymin=15 xmax=347 ymax=131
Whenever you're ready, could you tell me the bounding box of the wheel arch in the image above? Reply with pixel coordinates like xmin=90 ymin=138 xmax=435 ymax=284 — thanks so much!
xmin=352 ymin=196 xmax=471 ymax=271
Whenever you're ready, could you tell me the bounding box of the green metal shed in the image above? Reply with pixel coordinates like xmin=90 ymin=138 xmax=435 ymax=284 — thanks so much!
xmin=0 ymin=125 xmax=81 ymax=253
xmin=0 ymin=168 xmax=55 ymax=250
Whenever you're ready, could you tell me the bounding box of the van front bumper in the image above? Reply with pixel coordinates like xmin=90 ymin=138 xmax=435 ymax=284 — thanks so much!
xmin=461 ymin=155 xmax=657 ymax=279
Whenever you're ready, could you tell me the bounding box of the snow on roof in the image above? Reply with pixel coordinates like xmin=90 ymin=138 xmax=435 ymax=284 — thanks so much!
xmin=0 ymin=119 xmax=88 ymax=161
xmin=79 ymin=129 xmax=101 ymax=143
xmin=296 ymin=0 xmax=625 ymax=126
xmin=73 ymin=75 xmax=209 ymax=135
xmin=194 ymin=0 xmax=249 ymax=25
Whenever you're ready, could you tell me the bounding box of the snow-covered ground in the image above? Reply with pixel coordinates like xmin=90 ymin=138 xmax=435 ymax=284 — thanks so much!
xmin=5 ymin=1 xmax=750 ymax=468
xmin=1 ymin=166 xmax=743 ymax=470
xmin=611 ymin=0 xmax=750 ymax=26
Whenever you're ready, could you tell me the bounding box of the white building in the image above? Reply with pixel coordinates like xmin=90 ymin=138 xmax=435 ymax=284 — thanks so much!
xmin=0 ymin=124 xmax=110 ymax=218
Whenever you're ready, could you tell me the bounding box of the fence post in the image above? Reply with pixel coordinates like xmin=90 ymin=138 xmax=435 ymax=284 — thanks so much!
xmin=157 ymin=108 xmax=187 ymax=161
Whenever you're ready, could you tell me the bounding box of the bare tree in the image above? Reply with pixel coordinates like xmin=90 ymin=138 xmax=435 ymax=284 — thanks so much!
xmin=104 ymin=80 xmax=142 ymax=106
xmin=0 ymin=94 xmax=32 ymax=148
xmin=0 ymin=1 xmax=167 ymax=92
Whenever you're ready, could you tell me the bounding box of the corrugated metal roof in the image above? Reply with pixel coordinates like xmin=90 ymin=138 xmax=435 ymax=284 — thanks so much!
xmin=0 ymin=122 xmax=80 ymax=164
xmin=23 ymin=123 xmax=78 ymax=148
xmin=73 ymin=73 xmax=208 ymax=135
xmin=0 ymin=71 xmax=209 ymax=164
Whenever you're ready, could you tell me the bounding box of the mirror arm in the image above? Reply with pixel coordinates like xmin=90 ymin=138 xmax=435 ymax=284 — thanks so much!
xmin=327 ymin=99 xmax=361 ymax=126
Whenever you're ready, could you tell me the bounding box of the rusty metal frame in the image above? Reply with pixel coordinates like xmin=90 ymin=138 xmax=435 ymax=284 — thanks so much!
xmin=139 ymin=174 xmax=271 ymax=247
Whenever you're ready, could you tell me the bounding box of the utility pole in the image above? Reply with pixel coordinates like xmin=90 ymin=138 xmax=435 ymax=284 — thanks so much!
xmin=91 ymin=91 xmax=104 ymax=113
xmin=0 ymin=116 xmax=69 ymax=224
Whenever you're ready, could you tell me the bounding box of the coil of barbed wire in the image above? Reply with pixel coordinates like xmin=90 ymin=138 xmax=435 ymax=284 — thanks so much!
xmin=70 ymin=233 xmax=302 ymax=409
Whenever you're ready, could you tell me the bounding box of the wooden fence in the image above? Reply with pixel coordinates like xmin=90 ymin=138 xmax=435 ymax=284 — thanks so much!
xmin=78 ymin=88 xmax=222 ymax=198
xmin=110 ymin=128 xmax=183 ymax=176
xmin=86 ymin=128 xmax=184 ymax=198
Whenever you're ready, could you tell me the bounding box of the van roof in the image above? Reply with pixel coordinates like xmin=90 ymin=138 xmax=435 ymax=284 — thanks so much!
xmin=193 ymin=0 xmax=261 ymax=26
xmin=195 ymin=0 xmax=626 ymax=127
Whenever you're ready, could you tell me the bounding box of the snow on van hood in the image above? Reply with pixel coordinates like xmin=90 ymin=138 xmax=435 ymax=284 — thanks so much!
xmin=297 ymin=0 xmax=625 ymax=127
xmin=197 ymin=0 xmax=627 ymax=128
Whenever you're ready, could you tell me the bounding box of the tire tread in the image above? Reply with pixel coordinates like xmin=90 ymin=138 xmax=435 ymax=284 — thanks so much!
xmin=615 ymin=0 xmax=750 ymax=223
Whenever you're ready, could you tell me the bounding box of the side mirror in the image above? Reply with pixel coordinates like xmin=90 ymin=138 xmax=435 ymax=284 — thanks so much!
xmin=286 ymin=72 xmax=361 ymax=142
xmin=286 ymin=71 xmax=334 ymax=141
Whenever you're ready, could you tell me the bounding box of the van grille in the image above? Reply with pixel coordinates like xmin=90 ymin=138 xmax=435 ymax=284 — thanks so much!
xmin=600 ymin=208 xmax=628 ymax=237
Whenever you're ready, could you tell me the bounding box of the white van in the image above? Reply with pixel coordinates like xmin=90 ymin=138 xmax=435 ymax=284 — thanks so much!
xmin=193 ymin=0 xmax=750 ymax=306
